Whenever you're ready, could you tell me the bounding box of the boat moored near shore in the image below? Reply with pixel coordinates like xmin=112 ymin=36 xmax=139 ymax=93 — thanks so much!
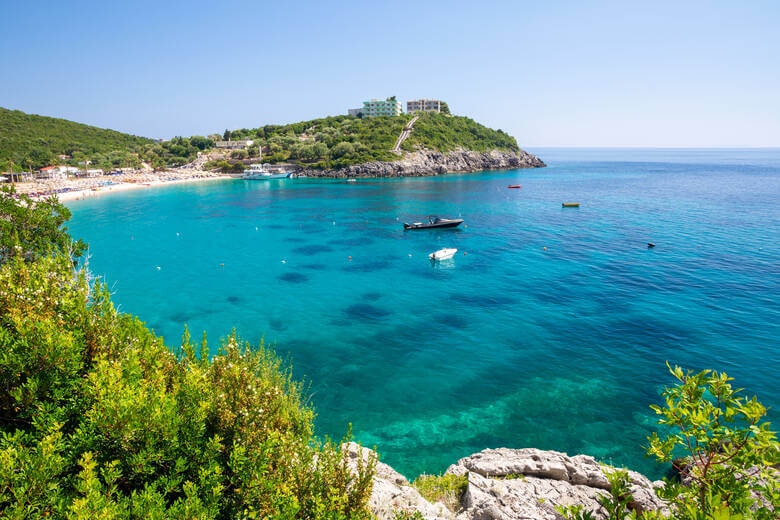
xmin=243 ymin=164 xmax=292 ymax=180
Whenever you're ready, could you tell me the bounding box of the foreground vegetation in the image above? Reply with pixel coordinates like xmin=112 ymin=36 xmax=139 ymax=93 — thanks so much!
xmin=412 ymin=474 xmax=467 ymax=512
xmin=0 ymin=193 xmax=375 ymax=518
xmin=559 ymin=365 xmax=779 ymax=520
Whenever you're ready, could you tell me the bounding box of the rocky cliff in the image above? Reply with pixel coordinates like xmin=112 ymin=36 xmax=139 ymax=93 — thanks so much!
xmin=344 ymin=443 xmax=669 ymax=520
xmin=299 ymin=148 xmax=546 ymax=178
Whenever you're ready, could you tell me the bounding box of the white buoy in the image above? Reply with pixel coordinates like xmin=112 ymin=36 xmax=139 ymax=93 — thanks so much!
xmin=156 ymin=266 xmax=161 ymax=270
xmin=281 ymin=260 xmax=286 ymax=264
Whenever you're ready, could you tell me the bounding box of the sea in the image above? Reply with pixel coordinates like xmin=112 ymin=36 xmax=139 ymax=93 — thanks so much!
xmin=66 ymin=148 xmax=780 ymax=479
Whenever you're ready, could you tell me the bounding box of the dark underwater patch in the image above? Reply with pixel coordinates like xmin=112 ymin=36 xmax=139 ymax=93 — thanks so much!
xmin=279 ymin=272 xmax=309 ymax=284
xmin=269 ymin=318 xmax=288 ymax=331
xmin=226 ymin=295 xmax=242 ymax=305
xmin=435 ymin=313 xmax=468 ymax=329
xmin=342 ymin=259 xmax=392 ymax=273
xmin=292 ymin=244 xmax=333 ymax=255
xmin=328 ymin=237 xmax=375 ymax=247
xmin=450 ymin=293 xmax=515 ymax=307
xmin=343 ymin=303 xmax=391 ymax=320
xmin=300 ymin=263 xmax=328 ymax=271
xmin=169 ymin=312 xmax=193 ymax=323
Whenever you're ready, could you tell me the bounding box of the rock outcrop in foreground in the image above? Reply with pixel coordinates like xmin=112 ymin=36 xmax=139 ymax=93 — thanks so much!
xmin=344 ymin=443 xmax=668 ymax=520
xmin=301 ymin=148 xmax=546 ymax=178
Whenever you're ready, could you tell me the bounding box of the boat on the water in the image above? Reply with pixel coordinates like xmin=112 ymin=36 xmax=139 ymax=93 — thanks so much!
xmin=404 ymin=216 xmax=464 ymax=230
xmin=562 ymin=203 xmax=580 ymax=207
xmin=508 ymin=185 xmax=522 ymax=189
xmin=243 ymin=165 xmax=290 ymax=180
xmin=429 ymin=248 xmax=457 ymax=261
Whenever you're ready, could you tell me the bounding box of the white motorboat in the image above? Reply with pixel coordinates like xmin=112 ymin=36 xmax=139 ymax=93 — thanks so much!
xmin=429 ymin=248 xmax=457 ymax=261
xmin=243 ymin=164 xmax=290 ymax=180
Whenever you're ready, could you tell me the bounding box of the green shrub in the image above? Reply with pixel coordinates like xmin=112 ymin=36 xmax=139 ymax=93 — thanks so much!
xmin=0 ymin=185 xmax=86 ymax=265
xmin=0 ymin=251 xmax=375 ymax=518
xmin=412 ymin=473 xmax=467 ymax=512
xmin=646 ymin=364 xmax=779 ymax=519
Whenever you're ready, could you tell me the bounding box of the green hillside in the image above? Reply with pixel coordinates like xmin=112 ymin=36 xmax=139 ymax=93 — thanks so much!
xmin=0 ymin=107 xmax=151 ymax=170
xmin=1 ymin=106 xmax=523 ymax=173
xmin=0 ymin=108 xmax=212 ymax=172
xmin=213 ymin=112 xmax=521 ymax=170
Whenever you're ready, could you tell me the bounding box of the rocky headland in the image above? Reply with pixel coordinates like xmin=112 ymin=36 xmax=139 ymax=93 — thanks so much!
xmin=345 ymin=443 xmax=669 ymax=520
xmin=298 ymin=148 xmax=546 ymax=178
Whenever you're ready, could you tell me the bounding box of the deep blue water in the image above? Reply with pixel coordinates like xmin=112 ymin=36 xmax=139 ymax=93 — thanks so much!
xmin=66 ymin=149 xmax=780 ymax=479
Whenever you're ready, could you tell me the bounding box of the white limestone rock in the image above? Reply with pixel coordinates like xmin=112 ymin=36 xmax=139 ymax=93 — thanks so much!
xmin=343 ymin=442 xmax=454 ymax=520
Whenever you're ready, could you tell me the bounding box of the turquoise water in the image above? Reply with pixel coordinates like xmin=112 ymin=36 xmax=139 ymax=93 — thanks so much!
xmin=66 ymin=149 xmax=780 ymax=479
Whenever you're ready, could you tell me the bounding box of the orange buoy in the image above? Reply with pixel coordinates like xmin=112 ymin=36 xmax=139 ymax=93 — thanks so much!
xmin=544 ymin=247 xmax=547 ymax=251
xmin=220 ymin=263 xmax=224 ymax=267
xmin=348 ymin=256 xmax=352 ymax=261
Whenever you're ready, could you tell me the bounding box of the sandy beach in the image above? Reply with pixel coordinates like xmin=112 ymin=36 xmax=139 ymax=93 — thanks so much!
xmin=11 ymin=169 xmax=233 ymax=202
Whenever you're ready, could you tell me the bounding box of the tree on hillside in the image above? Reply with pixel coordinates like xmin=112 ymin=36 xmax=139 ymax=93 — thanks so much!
xmin=0 ymin=185 xmax=86 ymax=265
xmin=189 ymin=135 xmax=213 ymax=150
xmin=223 ymin=129 xmax=230 ymax=141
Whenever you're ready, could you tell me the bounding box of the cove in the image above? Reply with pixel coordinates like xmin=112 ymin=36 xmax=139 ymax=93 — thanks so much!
xmin=66 ymin=148 xmax=780 ymax=479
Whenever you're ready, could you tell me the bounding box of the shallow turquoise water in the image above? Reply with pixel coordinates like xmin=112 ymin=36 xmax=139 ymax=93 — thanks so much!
xmin=67 ymin=149 xmax=780 ymax=479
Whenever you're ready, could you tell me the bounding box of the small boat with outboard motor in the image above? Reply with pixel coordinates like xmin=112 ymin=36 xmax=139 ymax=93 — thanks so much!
xmin=507 ymin=184 xmax=522 ymax=189
xmin=403 ymin=216 xmax=464 ymax=230
xmin=429 ymin=248 xmax=457 ymax=261
xmin=562 ymin=202 xmax=580 ymax=207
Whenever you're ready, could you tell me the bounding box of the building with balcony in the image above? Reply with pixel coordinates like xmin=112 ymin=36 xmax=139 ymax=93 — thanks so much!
xmin=407 ymin=99 xmax=442 ymax=113
xmin=361 ymin=97 xmax=402 ymax=117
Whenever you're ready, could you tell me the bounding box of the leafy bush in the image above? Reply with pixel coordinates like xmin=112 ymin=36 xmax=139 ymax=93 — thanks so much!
xmin=646 ymin=364 xmax=779 ymax=519
xmin=0 ymin=254 xmax=375 ymax=518
xmin=0 ymin=198 xmax=376 ymax=518
xmin=412 ymin=473 xmax=467 ymax=512
xmin=555 ymin=365 xmax=779 ymax=520
xmin=0 ymin=185 xmax=86 ymax=265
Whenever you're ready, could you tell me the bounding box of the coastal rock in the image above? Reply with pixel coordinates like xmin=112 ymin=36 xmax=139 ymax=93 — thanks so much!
xmin=300 ymin=148 xmax=545 ymax=178
xmin=447 ymin=448 xmax=668 ymax=518
xmin=343 ymin=442 xmax=454 ymax=520
xmin=457 ymin=470 xmax=606 ymax=520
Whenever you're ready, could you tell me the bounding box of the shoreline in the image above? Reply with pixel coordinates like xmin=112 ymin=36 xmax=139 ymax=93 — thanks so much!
xmin=57 ymin=175 xmax=230 ymax=202
xmin=8 ymin=170 xmax=231 ymax=203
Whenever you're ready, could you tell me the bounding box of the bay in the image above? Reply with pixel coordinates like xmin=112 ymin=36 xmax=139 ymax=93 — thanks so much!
xmin=66 ymin=148 xmax=780 ymax=479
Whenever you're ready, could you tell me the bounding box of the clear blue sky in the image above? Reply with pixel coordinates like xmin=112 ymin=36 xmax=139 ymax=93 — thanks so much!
xmin=1 ymin=0 xmax=778 ymax=147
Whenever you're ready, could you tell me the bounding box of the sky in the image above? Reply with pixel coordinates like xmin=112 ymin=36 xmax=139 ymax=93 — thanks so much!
xmin=1 ymin=0 xmax=779 ymax=147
